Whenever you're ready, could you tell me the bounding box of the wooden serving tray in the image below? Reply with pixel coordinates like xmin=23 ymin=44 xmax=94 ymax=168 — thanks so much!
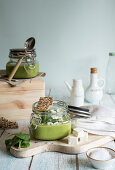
xmin=10 ymin=134 xmax=113 ymax=158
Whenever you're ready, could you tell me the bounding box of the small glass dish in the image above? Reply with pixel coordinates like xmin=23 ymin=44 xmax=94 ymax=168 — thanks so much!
xmin=30 ymin=100 xmax=71 ymax=140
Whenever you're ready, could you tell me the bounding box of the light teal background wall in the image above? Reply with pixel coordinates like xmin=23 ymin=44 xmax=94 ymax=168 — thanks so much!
xmin=0 ymin=0 xmax=115 ymax=99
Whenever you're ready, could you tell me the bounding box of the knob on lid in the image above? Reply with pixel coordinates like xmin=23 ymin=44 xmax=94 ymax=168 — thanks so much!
xmin=91 ymin=68 xmax=97 ymax=73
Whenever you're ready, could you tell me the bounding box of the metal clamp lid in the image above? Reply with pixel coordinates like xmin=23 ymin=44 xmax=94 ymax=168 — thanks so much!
xmin=9 ymin=48 xmax=36 ymax=58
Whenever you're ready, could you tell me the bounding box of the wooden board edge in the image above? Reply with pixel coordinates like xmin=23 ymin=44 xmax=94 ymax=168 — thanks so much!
xmin=10 ymin=136 xmax=114 ymax=158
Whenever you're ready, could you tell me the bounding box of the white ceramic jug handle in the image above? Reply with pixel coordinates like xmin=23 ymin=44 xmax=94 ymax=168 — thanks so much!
xmin=97 ymin=78 xmax=105 ymax=89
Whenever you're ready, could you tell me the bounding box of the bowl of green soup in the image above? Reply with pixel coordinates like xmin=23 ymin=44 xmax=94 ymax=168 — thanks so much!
xmin=30 ymin=100 xmax=71 ymax=140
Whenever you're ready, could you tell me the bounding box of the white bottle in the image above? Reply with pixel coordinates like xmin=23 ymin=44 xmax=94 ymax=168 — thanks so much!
xmin=70 ymin=79 xmax=84 ymax=107
xmin=85 ymin=68 xmax=104 ymax=104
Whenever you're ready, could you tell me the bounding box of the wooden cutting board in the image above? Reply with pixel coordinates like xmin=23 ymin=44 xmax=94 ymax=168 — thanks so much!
xmin=10 ymin=134 xmax=113 ymax=158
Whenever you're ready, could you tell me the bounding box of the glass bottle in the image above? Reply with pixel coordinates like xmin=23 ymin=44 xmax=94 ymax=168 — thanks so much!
xmin=106 ymin=53 xmax=115 ymax=94
xmin=85 ymin=68 xmax=104 ymax=104
xmin=6 ymin=49 xmax=39 ymax=79
xmin=30 ymin=100 xmax=71 ymax=140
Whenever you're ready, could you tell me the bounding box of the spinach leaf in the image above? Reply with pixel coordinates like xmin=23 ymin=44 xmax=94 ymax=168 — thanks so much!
xmin=21 ymin=140 xmax=30 ymax=148
xmin=18 ymin=140 xmax=22 ymax=149
xmin=11 ymin=136 xmax=20 ymax=146
xmin=5 ymin=133 xmax=30 ymax=150
xmin=14 ymin=134 xmax=30 ymax=141
xmin=5 ymin=139 xmax=13 ymax=150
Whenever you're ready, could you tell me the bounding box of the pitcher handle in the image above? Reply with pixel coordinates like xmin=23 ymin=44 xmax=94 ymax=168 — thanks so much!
xmin=97 ymin=78 xmax=105 ymax=89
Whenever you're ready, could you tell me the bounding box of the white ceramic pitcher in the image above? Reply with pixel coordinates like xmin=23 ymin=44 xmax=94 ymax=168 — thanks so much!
xmin=65 ymin=79 xmax=84 ymax=107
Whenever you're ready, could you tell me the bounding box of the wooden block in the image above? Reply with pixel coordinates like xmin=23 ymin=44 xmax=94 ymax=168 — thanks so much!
xmin=0 ymin=78 xmax=45 ymax=120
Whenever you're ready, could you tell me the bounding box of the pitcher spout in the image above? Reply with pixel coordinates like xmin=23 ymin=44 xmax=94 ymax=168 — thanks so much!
xmin=64 ymin=81 xmax=72 ymax=92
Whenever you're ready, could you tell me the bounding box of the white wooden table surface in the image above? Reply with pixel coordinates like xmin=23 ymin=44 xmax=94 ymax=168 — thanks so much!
xmin=0 ymin=94 xmax=115 ymax=170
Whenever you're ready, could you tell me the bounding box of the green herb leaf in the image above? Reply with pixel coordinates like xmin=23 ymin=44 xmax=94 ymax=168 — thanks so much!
xmin=14 ymin=134 xmax=30 ymax=141
xmin=11 ymin=136 xmax=20 ymax=146
xmin=18 ymin=140 xmax=22 ymax=149
xmin=21 ymin=140 xmax=30 ymax=148
xmin=5 ymin=133 xmax=30 ymax=150
xmin=5 ymin=139 xmax=13 ymax=150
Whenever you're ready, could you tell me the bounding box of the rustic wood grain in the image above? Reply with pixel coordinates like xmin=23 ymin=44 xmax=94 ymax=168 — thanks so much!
xmin=30 ymin=152 xmax=76 ymax=170
xmin=0 ymin=78 xmax=45 ymax=120
xmin=0 ymin=78 xmax=45 ymax=92
xmin=0 ymin=91 xmax=44 ymax=108
xmin=0 ymin=109 xmax=31 ymax=120
xmin=76 ymin=155 xmax=79 ymax=170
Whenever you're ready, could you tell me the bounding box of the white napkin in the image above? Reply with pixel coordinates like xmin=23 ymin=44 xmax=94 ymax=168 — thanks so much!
xmin=72 ymin=105 xmax=115 ymax=138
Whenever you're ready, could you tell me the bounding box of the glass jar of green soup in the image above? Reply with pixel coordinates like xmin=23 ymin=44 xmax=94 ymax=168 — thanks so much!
xmin=6 ymin=49 xmax=39 ymax=79
xmin=30 ymin=101 xmax=71 ymax=140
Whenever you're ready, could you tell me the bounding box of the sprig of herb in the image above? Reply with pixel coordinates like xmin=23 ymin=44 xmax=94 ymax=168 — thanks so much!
xmin=5 ymin=134 xmax=30 ymax=150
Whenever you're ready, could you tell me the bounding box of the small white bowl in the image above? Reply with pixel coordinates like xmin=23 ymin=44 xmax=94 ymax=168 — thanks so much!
xmin=86 ymin=147 xmax=115 ymax=169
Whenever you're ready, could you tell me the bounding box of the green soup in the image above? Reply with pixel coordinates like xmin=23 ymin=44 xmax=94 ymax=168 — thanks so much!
xmin=6 ymin=62 xmax=39 ymax=79
xmin=31 ymin=121 xmax=71 ymax=140
xmin=31 ymin=101 xmax=71 ymax=140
